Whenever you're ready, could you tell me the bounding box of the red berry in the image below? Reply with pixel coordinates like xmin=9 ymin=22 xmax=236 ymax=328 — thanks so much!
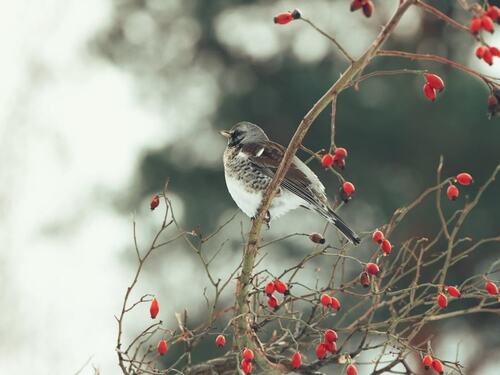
xmin=157 ymin=339 xmax=168 ymax=355
xmin=320 ymin=293 xmax=332 ymax=307
xmin=265 ymin=281 xmax=275 ymax=296
xmin=423 ymin=83 xmax=436 ymax=102
xmin=360 ymin=271 xmax=370 ymax=288
xmin=324 ymin=329 xmax=338 ymax=343
xmin=482 ymin=15 xmax=495 ymax=33
xmin=215 ymin=334 xmax=226 ymax=348
xmin=291 ymin=351 xmax=302 ymax=369
xmin=321 ymin=153 xmax=335 ymax=168
xmin=366 ymin=262 xmax=380 ymax=276
xmin=487 ymin=5 xmax=500 ymax=21
xmin=309 ymin=233 xmax=326 ymax=244
xmin=242 ymin=348 xmax=254 ymax=362
xmin=342 ymin=181 xmax=355 ymax=196
xmin=274 ymin=279 xmax=289 ymax=294
xmin=446 ymin=286 xmax=461 ymax=298
xmin=485 ymin=280 xmax=499 ymax=295
xmin=432 ymin=359 xmax=444 ymax=375
xmin=483 ymin=49 xmax=494 ymax=65
xmin=362 ymin=1 xmax=374 ymax=18
xmin=334 ymin=147 xmax=348 ymax=159
xmin=437 ymin=292 xmax=448 ymax=309
xmin=425 ymin=74 xmax=444 ymax=92
xmin=490 ymin=46 xmax=500 ymax=57
xmin=470 ymin=17 xmax=482 ymax=33
xmin=476 ymin=46 xmax=488 ymax=59
xmin=350 ymin=0 xmax=363 ymax=12
xmin=150 ymin=194 xmax=160 ymax=210
xmin=422 ymin=354 xmax=433 ymax=370
xmin=273 ymin=12 xmax=293 ymax=25
xmin=346 ymin=364 xmax=358 ymax=375
xmin=446 ymin=185 xmax=459 ymax=200
xmin=330 ymin=296 xmax=341 ymax=311
xmin=315 ymin=343 xmax=327 ymax=359
xmin=333 ymin=155 xmax=346 ymax=170
xmin=380 ymin=239 xmax=393 ymax=255
xmin=241 ymin=359 xmax=253 ymax=374
xmin=323 ymin=340 xmax=337 ymax=353
xmin=456 ymin=172 xmax=473 ymax=186
xmin=372 ymin=230 xmax=384 ymax=244
xmin=267 ymin=295 xmax=279 ymax=309
xmin=150 ymin=298 xmax=159 ymax=319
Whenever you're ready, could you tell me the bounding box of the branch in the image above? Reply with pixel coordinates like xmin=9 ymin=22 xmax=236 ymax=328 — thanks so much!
xmin=233 ymin=1 xmax=417 ymax=372
xmin=377 ymin=50 xmax=499 ymax=85
xmin=416 ymin=0 xmax=476 ymax=38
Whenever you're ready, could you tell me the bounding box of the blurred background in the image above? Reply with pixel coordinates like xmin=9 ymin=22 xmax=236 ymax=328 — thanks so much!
xmin=0 ymin=0 xmax=499 ymax=374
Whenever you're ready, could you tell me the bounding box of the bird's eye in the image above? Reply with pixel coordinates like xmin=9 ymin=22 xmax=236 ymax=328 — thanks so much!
xmin=228 ymin=130 xmax=244 ymax=147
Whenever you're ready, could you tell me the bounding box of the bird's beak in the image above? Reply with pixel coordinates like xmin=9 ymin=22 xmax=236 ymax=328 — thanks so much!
xmin=219 ymin=130 xmax=231 ymax=138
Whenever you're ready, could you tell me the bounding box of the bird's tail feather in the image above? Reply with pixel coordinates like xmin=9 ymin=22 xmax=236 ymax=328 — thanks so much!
xmin=318 ymin=206 xmax=360 ymax=245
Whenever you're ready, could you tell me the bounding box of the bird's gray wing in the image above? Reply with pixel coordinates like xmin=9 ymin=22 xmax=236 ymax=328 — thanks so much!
xmin=240 ymin=141 xmax=327 ymax=208
xmin=241 ymin=141 xmax=361 ymax=244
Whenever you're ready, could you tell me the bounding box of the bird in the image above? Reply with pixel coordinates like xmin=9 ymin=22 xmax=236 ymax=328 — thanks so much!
xmin=220 ymin=121 xmax=360 ymax=245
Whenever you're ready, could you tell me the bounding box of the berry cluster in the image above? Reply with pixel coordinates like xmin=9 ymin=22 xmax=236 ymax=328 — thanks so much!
xmin=320 ymin=147 xmax=356 ymax=203
xmin=320 ymin=293 xmax=341 ymax=310
xmin=350 ymin=0 xmax=374 ymax=18
xmin=422 ymin=355 xmax=445 ymax=374
xmin=469 ymin=5 xmax=500 ymax=34
xmin=264 ymin=279 xmax=289 ymax=310
xmin=321 ymin=147 xmax=348 ymax=170
xmin=470 ymin=5 xmax=500 ymax=66
xmin=475 ymin=45 xmax=500 ymax=65
xmin=446 ymin=172 xmax=473 ymax=201
xmin=315 ymin=329 xmax=338 ymax=359
xmin=357 ymin=229 xmax=392 ymax=286
xmin=372 ymin=229 xmax=393 ymax=256
xmin=422 ymin=74 xmax=444 ymax=102
xmin=241 ymin=348 xmax=254 ymax=374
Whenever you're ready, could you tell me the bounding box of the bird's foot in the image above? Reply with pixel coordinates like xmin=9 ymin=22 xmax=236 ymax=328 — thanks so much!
xmin=264 ymin=210 xmax=271 ymax=229
xmin=250 ymin=212 xmax=271 ymax=229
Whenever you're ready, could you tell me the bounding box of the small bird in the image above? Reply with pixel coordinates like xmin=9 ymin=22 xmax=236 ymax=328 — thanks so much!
xmin=220 ymin=122 xmax=360 ymax=244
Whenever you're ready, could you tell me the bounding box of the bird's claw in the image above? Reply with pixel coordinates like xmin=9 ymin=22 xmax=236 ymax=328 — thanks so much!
xmin=250 ymin=211 xmax=271 ymax=229
xmin=264 ymin=210 xmax=271 ymax=229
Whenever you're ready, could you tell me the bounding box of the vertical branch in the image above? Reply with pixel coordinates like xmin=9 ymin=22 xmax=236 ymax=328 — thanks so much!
xmin=233 ymin=1 xmax=416 ymax=372
xmin=330 ymin=92 xmax=338 ymax=151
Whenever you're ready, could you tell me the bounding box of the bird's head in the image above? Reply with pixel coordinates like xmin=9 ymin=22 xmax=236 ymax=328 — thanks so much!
xmin=220 ymin=122 xmax=269 ymax=147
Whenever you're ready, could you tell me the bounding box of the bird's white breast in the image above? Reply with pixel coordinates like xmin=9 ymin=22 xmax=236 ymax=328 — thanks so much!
xmin=224 ymin=171 xmax=305 ymax=219
xmin=223 ymin=147 xmax=307 ymax=219
xmin=224 ymin=172 xmax=263 ymax=218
